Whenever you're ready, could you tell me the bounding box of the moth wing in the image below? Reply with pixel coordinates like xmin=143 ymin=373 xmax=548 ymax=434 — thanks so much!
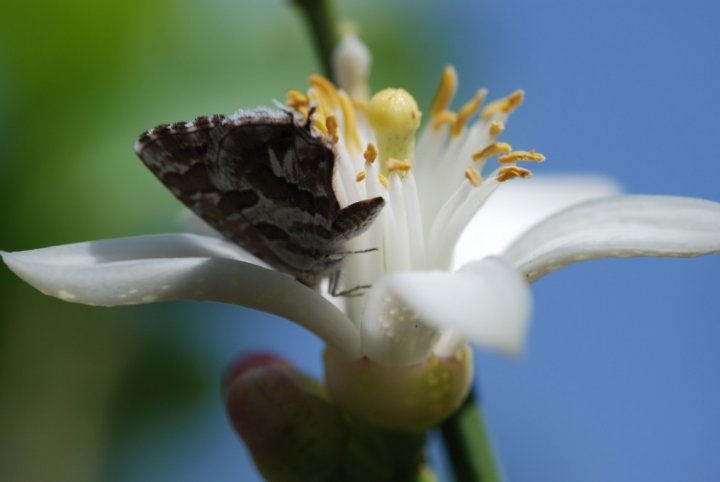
xmin=134 ymin=110 xmax=348 ymax=283
xmin=135 ymin=113 xmax=289 ymax=273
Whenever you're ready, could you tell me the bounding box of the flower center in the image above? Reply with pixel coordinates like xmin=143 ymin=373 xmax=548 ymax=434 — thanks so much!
xmin=367 ymin=88 xmax=421 ymax=176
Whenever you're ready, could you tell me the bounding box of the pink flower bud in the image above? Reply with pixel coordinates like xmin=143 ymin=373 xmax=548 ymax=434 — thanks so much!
xmin=224 ymin=353 xmax=347 ymax=481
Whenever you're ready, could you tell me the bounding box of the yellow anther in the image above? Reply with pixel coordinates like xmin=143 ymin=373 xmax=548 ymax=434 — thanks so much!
xmin=378 ymin=173 xmax=389 ymax=189
xmin=294 ymin=105 xmax=309 ymax=119
xmin=309 ymin=74 xmax=341 ymax=106
xmin=286 ymin=89 xmax=310 ymax=118
xmin=364 ymin=143 xmax=378 ymax=164
xmin=356 ymin=170 xmax=367 ymax=182
xmin=308 ymin=74 xmax=340 ymax=117
xmin=308 ymin=92 xmax=330 ymax=118
xmin=312 ymin=116 xmax=328 ymax=135
xmin=464 ymin=167 xmax=482 ymax=186
xmin=481 ymin=89 xmax=525 ymax=120
xmin=472 ymin=142 xmax=513 ymax=161
xmin=489 ymin=120 xmax=505 ymax=137
xmin=430 ymin=66 xmax=458 ymax=119
xmin=388 ymin=158 xmax=413 ymax=174
xmin=505 ymin=90 xmax=525 ymax=112
xmin=367 ymin=88 xmax=422 ymax=175
xmin=325 ymin=115 xmax=339 ymax=143
xmin=338 ymin=92 xmax=362 ymax=153
xmin=432 ymin=110 xmax=457 ymax=131
xmin=497 ymin=166 xmax=532 ymax=182
xmin=286 ymin=89 xmax=309 ymax=107
xmin=498 ymin=150 xmax=546 ymax=164
xmin=451 ymin=89 xmax=487 ymax=137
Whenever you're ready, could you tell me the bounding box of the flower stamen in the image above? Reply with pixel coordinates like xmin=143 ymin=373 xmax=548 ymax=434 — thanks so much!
xmin=326 ymin=115 xmax=339 ymax=144
xmin=364 ymin=143 xmax=378 ymax=164
xmin=388 ymin=158 xmax=413 ymax=175
xmin=498 ymin=150 xmax=546 ymax=164
xmin=378 ymin=173 xmax=389 ymax=188
xmin=481 ymin=90 xmax=525 ymax=121
xmin=489 ymin=120 xmax=505 ymax=137
xmin=286 ymin=89 xmax=310 ymax=118
xmin=472 ymin=142 xmax=513 ymax=161
xmin=309 ymin=74 xmax=340 ymax=117
xmin=464 ymin=167 xmax=482 ymax=186
xmin=497 ymin=166 xmax=532 ymax=182
xmin=286 ymin=89 xmax=309 ymax=108
xmin=312 ymin=116 xmax=329 ymax=135
xmin=356 ymin=170 xmax=366 ymax=182
xmin=338 ymin=92 xmax=362 ymax=153
xmin=430 ymin=65 xmax=458 ymax=119
xmin=451 ymin=89 xmax=487 ymax=137
xmin=432 ymin=110 xmax=457 ymax=131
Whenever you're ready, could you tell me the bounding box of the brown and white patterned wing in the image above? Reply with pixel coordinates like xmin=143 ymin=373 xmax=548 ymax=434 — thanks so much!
xmin=134 ymin=108 xmax=383 ymax=286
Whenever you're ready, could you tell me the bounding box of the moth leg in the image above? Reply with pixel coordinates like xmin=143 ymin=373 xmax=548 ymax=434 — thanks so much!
xmin=331 ymin=283 xmax=372 ymax=298
xmin=328 ymin=247 xmax=378 ymax=295
xmin=328 ymin=269 xmax=340 ymax=296
xmin=328 ymin=270 xmax=371 ymax=298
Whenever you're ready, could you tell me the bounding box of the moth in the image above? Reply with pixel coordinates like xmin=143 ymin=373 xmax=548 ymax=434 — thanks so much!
xmin=134 ymin=108 xmax=385 ymax=288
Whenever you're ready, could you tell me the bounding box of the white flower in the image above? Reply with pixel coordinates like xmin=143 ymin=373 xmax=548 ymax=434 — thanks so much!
xmin=3 ymin=34 xmax=720 ymax=430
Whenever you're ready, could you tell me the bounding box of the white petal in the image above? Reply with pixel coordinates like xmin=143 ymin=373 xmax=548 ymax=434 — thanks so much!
xmin=362 ymin=257 xmax=532 ymax=366
xmin=2 ymin=233 xmax=263 ymax=266
xmin=503 ymin=195 xmax=720 ymax=283
xmin=402 ymin=172 xmax=426 ymax=269
xmin=176 ymin=209 xmax=223 ymax=239
xmin=453 ymin=174 xmax=622 ymax=268
xmin=431 ymin=176 xmax=502 ymax=270
xmin=2 ymin=235 xmax=360 ymax=357
xmin=388 ymin=174 xmax=412 ymax=271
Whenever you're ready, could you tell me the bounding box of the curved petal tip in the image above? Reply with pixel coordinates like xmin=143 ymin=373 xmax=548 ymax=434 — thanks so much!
xmin=363 ymin=257 xmax=532 ymax=365
xmin=504 ymin=195 xmax=720 ymax=283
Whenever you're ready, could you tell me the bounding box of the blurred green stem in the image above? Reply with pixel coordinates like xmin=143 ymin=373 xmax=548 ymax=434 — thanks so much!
xmin=292 ymin=0 xmax=340 ymax=80
xmin=441 ymin=390 xmax=502 ymax=482
xmin=333 ymin=418 xmax=427 ymax=482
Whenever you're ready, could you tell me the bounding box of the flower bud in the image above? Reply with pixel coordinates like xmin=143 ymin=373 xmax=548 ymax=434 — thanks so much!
xmin=224 ymin=353 xmax=347 ymax=482
xmin=332 ymin=32 xmax=371 ymax=101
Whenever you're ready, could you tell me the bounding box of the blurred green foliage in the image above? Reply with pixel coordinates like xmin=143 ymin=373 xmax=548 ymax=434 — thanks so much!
xmin=0 ymin=1 xmax=445 ymax=481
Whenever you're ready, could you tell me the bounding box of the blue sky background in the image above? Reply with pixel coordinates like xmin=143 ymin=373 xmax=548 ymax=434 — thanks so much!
xmin=449 ymin=2 xmax=720 ymax=480
xmin=1 ymin=1 xmax=718 ymax=481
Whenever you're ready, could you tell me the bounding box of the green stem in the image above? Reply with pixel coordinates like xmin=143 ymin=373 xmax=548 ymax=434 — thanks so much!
xmin=292 ymin=0 xmax=340 ymax=80
xmin=332 ymin=417 xmax=427 ymax=482
xmin=440 ymin=390 xmax=502 ymax=482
